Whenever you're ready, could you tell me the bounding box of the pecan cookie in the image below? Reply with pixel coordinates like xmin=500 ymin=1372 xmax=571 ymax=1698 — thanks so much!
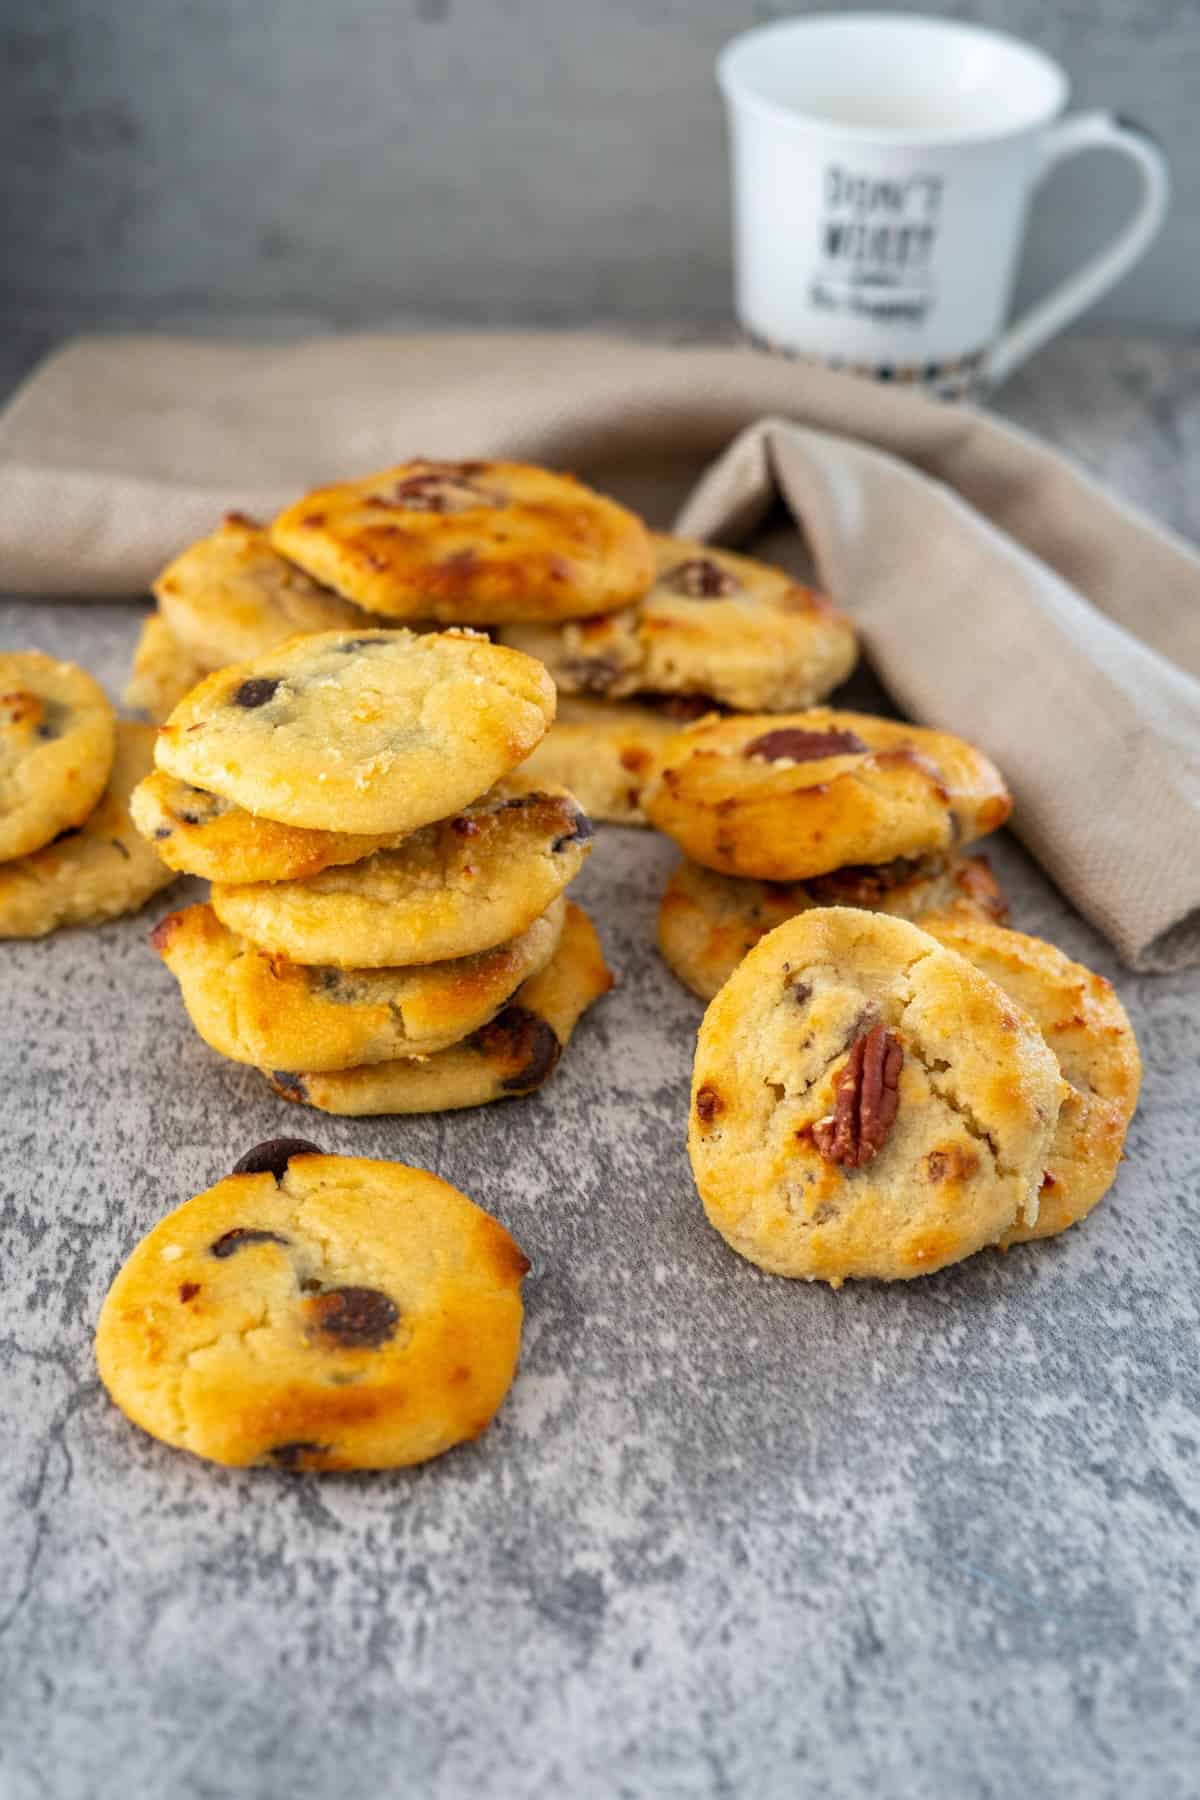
xmin=0 ymin=651 xmax=116 ymax=860
xmin=122 ymin=616 xmax=210 ymax=723
xmin=0 ymin=723 xmax=176 ymax=937
xmin=212 ymin=782 xmax=592 ymax=966
xmin=130 ymin=770 xmax=408 ymax=885
xmin=920 ymin=912 xmax=1141 ymax=1245
xmin=154 ymin=896 xmax=565 ymax=1070
xmin=267 ymin=901 xmax=612 ymax=1115
xmin=689 ymin=908 xmax=1065 ymax=1284
xmin=643 ymin=709 xmax=1011 ymax=880
xmin=500 ymin=533 xmax=857 ymax=712
xmin=513 ymin=695 xmax=691 ymax=825
xmin=95 ymin=1141 xmax=528 ymax=1470
xmin=658 ymin=853 xmax=1009 ymax=1001
xmin=155 ymin=628 xmax=556 ymax=834
xmin=269 ymin=459 xmax=655 ymax=624
xmin=154 ymin=512 xmax=371 ymax=666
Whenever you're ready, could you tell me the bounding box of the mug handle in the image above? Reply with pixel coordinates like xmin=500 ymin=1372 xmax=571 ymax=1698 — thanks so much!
xmin=987 ymin=112 xmax=1169 ymax=386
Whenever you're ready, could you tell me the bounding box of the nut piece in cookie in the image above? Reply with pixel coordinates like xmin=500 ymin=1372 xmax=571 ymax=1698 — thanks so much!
xmin=269 ymin=459 xmax=655 ymax=624
xmin=153 ymin=512 xmax=372 ymax=666
xmin=0 ymin=651 xmax=116 ymax=861
xmin=500 ymin=532 xmax=857 ymax=712
xmin=919 ymin=912 xmax=1141 ymax=1245
xmin=688 ymin=907 xmax=1065 ymax=1284
xmin=211 ymin=782 xmax=592 ymax=967
xmin=643 ymin=708 xmax=1011 ymax=881
xmin=95 ymin=1150 xmax=529 ymax=1471
xmin=265 ymin=900 xmax=613 ymax=1115
xmin=0 ymin=723 xmax=176 ymax=938
xmin=657 ymin=853 xmax=1009 ymax=1001
xmin=154 ymin=628 xmax=556 ymax=835
xmin=153 ymin=895 xmax=566 ymax=1069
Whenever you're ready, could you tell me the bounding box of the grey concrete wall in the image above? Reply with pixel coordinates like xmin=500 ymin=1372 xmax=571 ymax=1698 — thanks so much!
xmin=2 ymin=0 xmax=1198 ymax=338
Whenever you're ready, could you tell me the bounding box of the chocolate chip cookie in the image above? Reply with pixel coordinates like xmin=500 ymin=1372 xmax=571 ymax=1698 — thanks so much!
xmin=153 ymin=895 xmax=565 ymax=1069
xmin=658 ymin=853 xmax=1009 ymax=1000
xmin=211 ymin=782 xmax=593 ymax=966
xmin=95 ymin=1141 xmax=529 ymax=1470
xmin=500 ymin=533 xmax=857 ymax=711
xmin=0 ymin=722 xmax=176 ymax=937
xmin=920 ymin=912 xmax=1141 ymax=1245
xmin=269 ymin=459 xmax=655 ymax=624
xmin=643 ymin=709 xmax=1011 ymax=880
xmin=154 ymin=512 xmax=371 ymax=666
xmin=689 ymin=908 xmax=1065 ymax=1284
xmin=267 ymin=900 xmax=612 ymax=1115
xmin=0 ymin=651 xmax=116 ymax=860
xmin=130 ymin=769 xmax=408 ymax=885
xmin=155 ymin=628 xmax=556 ymax=834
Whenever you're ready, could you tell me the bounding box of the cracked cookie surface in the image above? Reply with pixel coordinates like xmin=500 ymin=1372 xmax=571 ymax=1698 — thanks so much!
xmin=270 ymin=459 xmax=655 ymax=624
xmin=688 ymin=907 xmax=1065 ymax=1284
xmin=500 ymin=533 xmax=856 ymax=712
xmin=95 ymin=1142 xmax=528 ymax=1470
xmin=154 ymin=895 xmax=565 ymax=1070
xmin=154 ymin=513 xmax=373 ymax=666
xmin=155 ymin=628 xmax=556 ymax=834
xmin=0 ymin=650 xmax=116 ymax=860
xmin=658 ymin=853 xmax=1009 ymax=1001
xmin=131 ymin=769 xmax=409 ymax=884
xmin=212 ymin=781 xmax=592 ymax=966
xmin=920 ymin=912 xmax=1141 ymax=1245
xmin=266 ymin=900 xmax=612 ymax=1115
xmin=642 ymin=708 xmax=1011 ymax=880
xmin=0 ymin=723 xmax=177 ymax=937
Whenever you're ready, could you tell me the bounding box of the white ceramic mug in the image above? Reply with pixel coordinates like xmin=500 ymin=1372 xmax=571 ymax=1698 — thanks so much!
xmin=718 ymin=13 xmax=1169 ymax=396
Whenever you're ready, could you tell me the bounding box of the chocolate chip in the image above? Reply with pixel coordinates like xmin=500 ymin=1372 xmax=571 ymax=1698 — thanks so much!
xmin=743 ymin=727 xmax=869 ymax=763
xmin=210 ymin=1227 xmax=293 ymax=1259
xmin=270 ymin=1070 xmax=308 ymax=1102
xmin=695 ymin=1082 xmax=723 ymax=1124
xmin=307 ymin=1286 xmax=400 ymax=1349
xmin=232 ymin=1137 xmax=323 ymax=1180
xmin=268 ymin=1441 xmax=329 ymax=1471
xmin=178 ymin=1282 xmax=200 ymax=1302
xmin=476 ymin=1005 xmax=562 ymax=1093
xmin=233 ymin=677 xmax=280 ymax=709
xmin=335 ymin=635 xmax=387 ymax=653
xmin=551 ymin=808 xmax=595 ymax=853
xmin=153 ymin=826 xmax=172 ymax=840
xmin=664 ymin=557 xmax=740 ymax=598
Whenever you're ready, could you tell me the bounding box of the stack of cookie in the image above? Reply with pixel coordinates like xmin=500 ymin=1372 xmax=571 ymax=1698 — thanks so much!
xmin=136 ymin=628 xmax=612 ymax=1114
xmin=647 ymin=708 xmax=1014 ymax=999
xmin=0 ymin=651 xmax=175 ymax=938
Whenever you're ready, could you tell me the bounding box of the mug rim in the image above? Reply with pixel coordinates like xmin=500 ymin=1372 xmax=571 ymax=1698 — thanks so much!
xmin=717 ymin=11 xmax=1070 ymax=147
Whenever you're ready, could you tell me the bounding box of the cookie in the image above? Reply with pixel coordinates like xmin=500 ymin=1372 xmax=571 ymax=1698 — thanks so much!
xmin=513 ymin=695 xmax=691 ymax=825
xmin=0 ymin=651 xmax=116 ymax=861
xmin=500 ymin=533 xmax=857 ymax=711
xmin=122 ymin=615 xmax=210 ymax=724
xmin=643 ymin=709 xmax=1011 ymax=880
xmin=154 ymin=512 xmax=370 ymax=666
xmin=659 ymin=853 xmax=1009 ymax=1000
xmin=212 ymin=782 xmax=593 ymax=967
xmin=153 ymin=896 xmax=565 ymax=1070
xmin=268 ymin=900 xmax=612 ymax=1115
xmin=270 ymin=459 xmax=655 ymax=624
xmin=94 ymin=1141 xmax=528 ymax=1470
xmin=130 ymin=769 xmax=407 ymax=885
xmin=155 ymin=628 xmax=556 ymax=834
xmin=919 ymin=912 xmax=1141 ymax=1245
xmin=0 ymin=723 xmax=177 ymax=938
xmin=688 ymin=907 xmax=1065 ymax=1284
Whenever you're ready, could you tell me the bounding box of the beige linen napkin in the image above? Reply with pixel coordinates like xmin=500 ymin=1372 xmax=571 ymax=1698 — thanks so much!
xmin=3 ymin=330 xmax=1199 ymax=969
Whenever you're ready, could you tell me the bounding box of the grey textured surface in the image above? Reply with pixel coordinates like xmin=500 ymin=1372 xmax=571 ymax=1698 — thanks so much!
xmin=2 ymin=0 xmax=1199 ymax=340
xmin=2 ymin=335 xmax=1199 ymax=1799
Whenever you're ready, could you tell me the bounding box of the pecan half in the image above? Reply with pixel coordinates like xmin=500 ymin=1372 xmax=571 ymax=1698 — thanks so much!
xmin=812 ymin=1024 xmax=903 ymax=1168
xmin=743 ymin=727 xmax=868 ymax=763
xmin=379 ymin=467 xmax=489 ymax=513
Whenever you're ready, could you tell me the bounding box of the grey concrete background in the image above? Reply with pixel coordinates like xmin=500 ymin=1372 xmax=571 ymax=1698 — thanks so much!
xmin=2 ymin=0 xmax=1199 ymax=344
xmin=1 ymin=339 xmax=1198 ymax=1799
